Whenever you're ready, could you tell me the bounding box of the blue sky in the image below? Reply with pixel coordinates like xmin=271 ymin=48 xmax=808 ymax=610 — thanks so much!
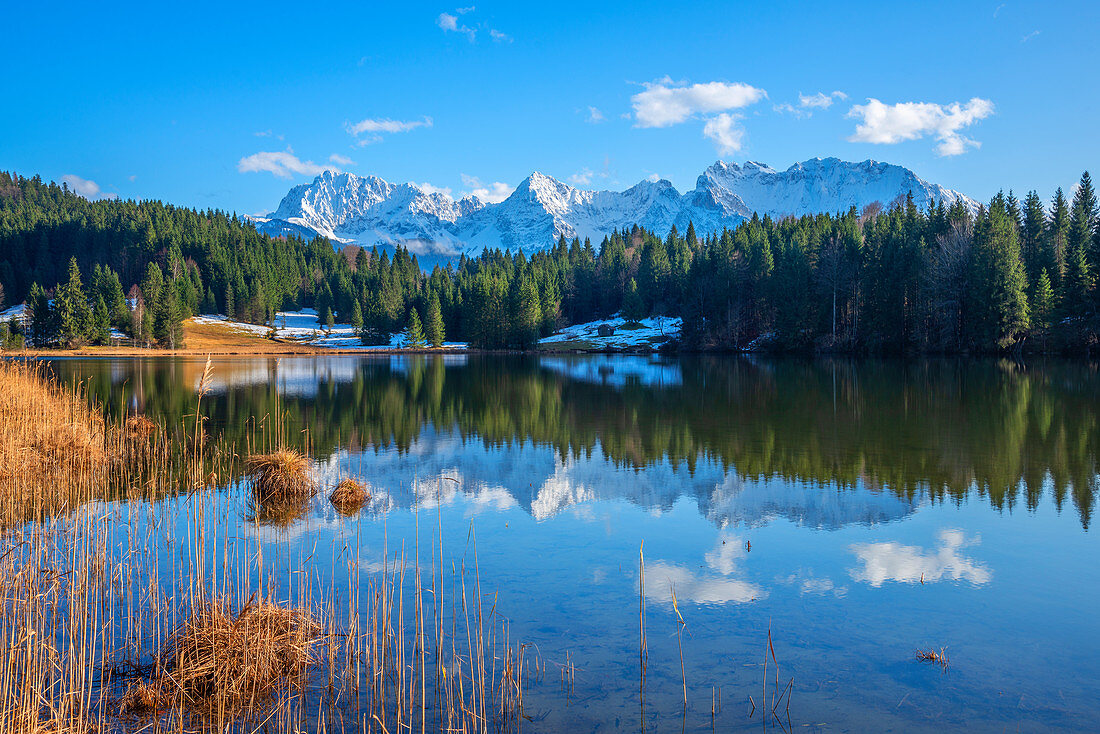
xmin=3 ymin=1 xmax=1096 ymax=213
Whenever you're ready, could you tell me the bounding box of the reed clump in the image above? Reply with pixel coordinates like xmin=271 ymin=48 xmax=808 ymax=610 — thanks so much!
xmin=161 ymin=595 xmax=321 ymax=706
xmin=0 ymin=361 xmax=106 ymax=524
xmin=125 ymin=414 xmax=157 ymax=439
xmin=245 ymin=449 xmax=315 ymax=503
xmin=118 ymin=680 xmax=165 ymax=715
xmin=329 ymin=477 xmax=370 ymax=515
xmin=915 ymin=647 xmax=949 ymax=669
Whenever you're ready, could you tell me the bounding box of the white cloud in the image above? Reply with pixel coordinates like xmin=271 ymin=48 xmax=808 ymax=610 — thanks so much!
xmin=846 ymin=97 xmax=994 ymax=156
xmin=586 ymin=106 xmax=605 ymax=124
xmin=645 ymin=173 xmax=660 ymax=183
xmin=775 ymin=90 xmax=847 ymax=118
xmin=489 ymin=29 xmax=511 ymax=42
xmin=702 ymin=113 xmax=745 ymax=154
xmin=1021 ymin=30 xmax=1040 ymax=43
xmin=61 ymin=174 xmax=117 ymax=200
xmin=345 ymin=116 xmax=433 ymax=146
xmin=328 ymin=154 xmax=355 ymax=166
xmin=460 ymin=174 xmax=514 ymax=203
xmin=437 ymin=11 xmax=475 ymax=41
xmin=568 ymin=168 xmax=594 ymax=186
xmin=237 ymin=149 xmax=339 ymax=178
xmin=801 ymin=91 xmax=842 ymax=109
xmin=414 ymin=181 xmax=453 ymax=197
xmin=631 ymin=78 xmax=766 ymax=128
xmin=345 ymin=116 xmax=432 ymax=136
xmin=849 ymin=529 xmax=992 ymax=587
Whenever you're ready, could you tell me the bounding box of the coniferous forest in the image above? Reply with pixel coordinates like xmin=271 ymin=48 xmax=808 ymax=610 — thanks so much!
xmin=1 ymin=170 xmax=1098 ymax=353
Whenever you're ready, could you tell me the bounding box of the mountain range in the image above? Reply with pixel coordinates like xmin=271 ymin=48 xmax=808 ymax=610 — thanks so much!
xmin=251 ymin=157 xmax=978 ymax=261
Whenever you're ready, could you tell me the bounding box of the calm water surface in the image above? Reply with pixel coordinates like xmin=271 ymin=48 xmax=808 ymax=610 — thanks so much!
xmin=47 ymin=355 xmax=1100 ymax=733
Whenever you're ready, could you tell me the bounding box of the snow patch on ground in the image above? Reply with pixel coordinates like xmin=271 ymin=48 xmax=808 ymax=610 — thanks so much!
xmin=193 ymin=309 xmax=467 ymax=350
xmin=0 ymin=304 xmax=27 ymax=323
xmin=539 ymin=315 xmax=681 ymax=349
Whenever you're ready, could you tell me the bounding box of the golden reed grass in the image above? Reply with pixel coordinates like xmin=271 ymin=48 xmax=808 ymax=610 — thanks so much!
xmin=0 ymin=359 xmax=534 ymax=733
xmin=330 ymin=478 xmax=370 ymax=515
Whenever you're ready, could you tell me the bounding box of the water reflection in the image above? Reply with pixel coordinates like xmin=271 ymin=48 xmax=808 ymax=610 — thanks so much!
xmin=48 ymin=354 xmax=1100 ymax=529
xmin=850 ymin=529 xmax=992 ymax=587
xmin=37 ymin=354 xmax=1100 ymax=732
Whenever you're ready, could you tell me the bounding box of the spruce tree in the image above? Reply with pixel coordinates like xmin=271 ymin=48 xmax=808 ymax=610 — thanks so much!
xmin=425 ymin=293 xmax=445 ymax=347
xmin=622 ymin=278 xmax=645 ymax=323
xmin=92 ymin=296 xmax=111 ymax=345
xmin=1022 ymin=191 xmax=1047 ymax=288
xmin=153 ymin=281 xmax=184 ymax=349
xmin=323 ymin=307 xmax=334 ymax=332
xmin=350 ymin=299 xmax=364 ymax=333
xmin=1068 ymin=172 xmax=1098 ymax=312
xmin=1047 ymin=188 xmax=1071 ymax=284
xmin=1032 ymin=268 xmax=1055 ymax=336
xmin=970 ymin=194 xmax=1030 ymax=350
xmin=404 ymin=307 xmax=425 ymax=348
xmin=27 ymin=282 xmax=52 ymax=347
xmin=54 ymin=258 xmax=91 ymax=348
xmin=513 ymin=277 xmax=541 ymax=348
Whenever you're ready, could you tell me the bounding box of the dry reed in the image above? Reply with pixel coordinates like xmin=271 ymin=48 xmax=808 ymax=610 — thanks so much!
xmin=245 ymin=449 xmax=315 ymax=503
xmin=162 ymin=595 xmax=321 ymax=705
xmin=329 ymin=477 xmax=370 ymax=515
xmin=0 ymin=361 xmax=536 ymax=733
xmin=916 ymin=647 xmax=950 ymax=669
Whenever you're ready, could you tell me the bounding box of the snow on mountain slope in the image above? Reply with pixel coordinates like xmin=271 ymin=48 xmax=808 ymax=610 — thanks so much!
xmin=694 ymin=158 xmax=977 ymax=220
xmin=252 ymin=158 xmax=978 ymax=259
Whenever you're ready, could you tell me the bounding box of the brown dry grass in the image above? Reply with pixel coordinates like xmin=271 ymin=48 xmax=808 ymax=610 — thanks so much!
xmin=118 ymin=680 xmax=165 ymax=715
xmin=0 ymin=361 xmax=532 ymax=734
xmin=329 ymin=478 xmax=370 ymax=515
xmin=245 ymin=450 xmax=315 ymax=503
xmin=0 ymin=361 xmax=105 ymax=524
xmin=915 ymin=647 xmax=950 ymax=669
xmin=180 ymin=319 xmax=318 ymax=354
xmin=162 ymin=595 xmax=320 ymax=706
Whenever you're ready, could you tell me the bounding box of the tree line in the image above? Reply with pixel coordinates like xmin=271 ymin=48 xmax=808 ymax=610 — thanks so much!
xmin=2 ymin=169 xmax=1098 ymax=353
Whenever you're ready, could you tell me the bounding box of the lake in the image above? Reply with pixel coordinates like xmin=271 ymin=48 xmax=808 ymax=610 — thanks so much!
xmin=45 ymin=354 xmax=1100 ymax=733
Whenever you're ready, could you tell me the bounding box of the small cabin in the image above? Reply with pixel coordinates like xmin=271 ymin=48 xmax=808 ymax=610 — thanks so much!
xmin=597 ymin=324 xmax=615 ymax=337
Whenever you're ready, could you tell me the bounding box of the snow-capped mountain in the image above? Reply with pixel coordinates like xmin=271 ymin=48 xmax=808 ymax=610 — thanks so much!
xmin=251 ymin=158 xmax=978 ymax=260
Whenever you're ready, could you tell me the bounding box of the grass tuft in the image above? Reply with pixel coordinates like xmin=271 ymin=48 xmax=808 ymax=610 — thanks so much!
xmin=245 ymin=449 xmax=315 ymax=503
xmin=163 ymin=595 xmax=320 ymax=706
xmin=329 ymin=477 xmax=370 ymax=515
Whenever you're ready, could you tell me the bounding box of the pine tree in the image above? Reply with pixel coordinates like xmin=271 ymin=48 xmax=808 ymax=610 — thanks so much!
xmin=1068 ymin=172 xmax=1098 ymax=312
xmin=350 ymin=299 xmax=364 ymax=333
xmin=323 ymin=307 xmax=334 ymax=332
xmin=361 ymin=292 xmax=388 ymax=345
xmin=1047 ymin=188 xmax=1071 ymax=283
xmin=153 ymin=281 xmax=184 ymax=349
xmin=622 ymin=278 xmax=645 ymax=323
xmin=26 ymin=282 xmax=52 ymax=347
xmin=54 ymin=258 xmax=91 ymax=348
xmin=1032 ymin=268 xmax=1055 ymax=334
xmin=425 ymin=293 xmax=445 ymax=348
xmin=1021 ymin=191 xmax=1048 ymax=289
xmin=969 ymin=194 xmax=1030 ymax=349
xmin=404 ymin=307 xmax=425 ymax=348
xmin=513 ymin=277 xmax=541 ymax=348
xmin=91 ymin=296 xmax=111 ymax=345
